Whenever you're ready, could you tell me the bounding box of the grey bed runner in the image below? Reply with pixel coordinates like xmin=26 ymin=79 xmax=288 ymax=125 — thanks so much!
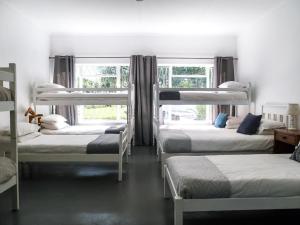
xmin=104 ymin=124 xmax=126 ymax=134
xmin=159 ymin=130 xmax=191 ymax=153
xmin=87 ymin=134 xmax=119 ymax=154
xmin=167 ymin=156 xmax=231 ymax=199
xmin=0 ymin=87 xmax=13 ymax=101
xmin=159 ymin=91 xmax=180 ymax=100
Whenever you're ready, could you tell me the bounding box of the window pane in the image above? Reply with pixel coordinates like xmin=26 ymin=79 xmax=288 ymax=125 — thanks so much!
xmin=96 ymin=66 xmax=116 ymax=75
xmin=82 ymin=77 xmax=117 ymax=89
xmin=121 ymin=66 xmax=129 ymax=88
xmin=82 ymin=105 xmax=127 ymax=121
xmin=172 ymin=77 xmax=207 ymax=88
xmin=172 ymin=67 xmax=206 ymax=75
xmin=158 ymin=66 xmax=169 ymax=88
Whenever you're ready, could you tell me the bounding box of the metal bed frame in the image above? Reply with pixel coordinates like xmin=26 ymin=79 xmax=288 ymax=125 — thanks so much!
xmin=0 ymin=63 xmax=19 ymax=210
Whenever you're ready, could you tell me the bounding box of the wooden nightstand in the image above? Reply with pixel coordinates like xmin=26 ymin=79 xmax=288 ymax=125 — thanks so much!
xmin=274 ymin=129 xmax=300 ymax=153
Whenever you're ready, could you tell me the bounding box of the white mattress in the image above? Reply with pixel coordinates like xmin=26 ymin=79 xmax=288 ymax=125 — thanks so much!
xmin=0 ymin=157 xmax=16 ymax=184
xmin=40 ymin=125 xmax=114 ymax=135
xmin=208 ymin=154 xmax=300 ymax=198
xmin=18 ymin=135 xmax=99 ymax=154
xmin=159 ymin=124 xmax=273 ymax=152
xmin=179 ymin=91 xmax=247 ymax=101
xmin=37 ymin=92 xmax=128 ymax=101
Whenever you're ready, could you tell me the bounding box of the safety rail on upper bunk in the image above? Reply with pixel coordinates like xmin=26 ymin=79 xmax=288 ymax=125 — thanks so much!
xmin=0 ymin=64 xmax=16 ymax=112
xmin=33 ymin=87 xmax=131 ymax=106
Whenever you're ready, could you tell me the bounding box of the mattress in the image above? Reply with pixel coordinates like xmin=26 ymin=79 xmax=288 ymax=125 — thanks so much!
xmin=0 ymin=157 xmax=16 ymax=184
xmin=0 ymin=86 xmax=13 ymax=101
xmin=159 ymin=125 xmax=273 ymax=153
xmin=18 ymin=135 xmax=100 ymax=154
xmin=40 ymin=124 xmax=123 ymax=135
xmin=37 ymin=92 xmax=128 ymax=101
xmin=167 ymin=154 xmax=300 ymax=199
xmin=160 ymin=91 xmax=247 ymax=102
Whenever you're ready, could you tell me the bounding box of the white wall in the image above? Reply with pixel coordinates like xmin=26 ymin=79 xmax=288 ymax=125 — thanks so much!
xmin=50 ymin=34 xmax=237 ymax=59
xmin=0 ymin=2 xmax=50 ymax=126
xmin=237 ymin=0 xmax=300 ymax=113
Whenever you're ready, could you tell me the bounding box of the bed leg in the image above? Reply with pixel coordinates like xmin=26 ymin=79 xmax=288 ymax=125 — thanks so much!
xmin=118 ymin=157 xmax=123 ymax=182
xmin=174 ymin=197 xmax=183 ymax=225
xmin=11 ymin=180 xmax=19 ymax=211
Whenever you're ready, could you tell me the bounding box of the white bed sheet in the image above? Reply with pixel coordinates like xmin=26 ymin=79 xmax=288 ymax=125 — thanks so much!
xmin=37 ymin=92 xmax=128 ymax=101
xmin=159 ymin=124 xmax=273 ymax=152
xmin=40 ymin=125 xmax=113 ymax=135
xmin=208 ymin=154 xmax=300 ymax=198
xmin=18 ymin=135 xmax=98 ymax=154
xmin=179 ymin=91 xmax=247 ymax=102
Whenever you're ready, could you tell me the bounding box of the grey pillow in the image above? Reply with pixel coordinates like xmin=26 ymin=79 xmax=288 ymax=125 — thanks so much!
xmin=290 ymin=143 xmax=300 ymax=162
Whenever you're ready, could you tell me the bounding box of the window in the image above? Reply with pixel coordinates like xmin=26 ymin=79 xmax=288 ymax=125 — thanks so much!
xmin=158 ymin=64 xmax=214 ymax=123
xmin=76 ymin=64 xmax=129 ymax=124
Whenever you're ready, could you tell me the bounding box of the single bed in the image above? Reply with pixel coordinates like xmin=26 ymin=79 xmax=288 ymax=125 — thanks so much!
xmin=165 ymin=154 xmax=300 ymax=225
xmin=158 ymin=124 xmax=274 ymax=176
xmin=18 ymin=129 xmax=129 ymax=181
xmin=40 ymin=123 xmax=126 ymax=135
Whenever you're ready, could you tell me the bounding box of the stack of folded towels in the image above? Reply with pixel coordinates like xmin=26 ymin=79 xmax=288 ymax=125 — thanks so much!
xmin=41 ymin=114 xmax=69 ymax=130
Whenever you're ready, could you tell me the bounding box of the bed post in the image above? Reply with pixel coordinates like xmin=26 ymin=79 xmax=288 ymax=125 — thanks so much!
xmin=9 ymin=63 xmax=19 ymax=210
xmin=118 ymin=131 xmax=123 ymax=182
xmin=174 ymin=197 xmax=183 ymax=225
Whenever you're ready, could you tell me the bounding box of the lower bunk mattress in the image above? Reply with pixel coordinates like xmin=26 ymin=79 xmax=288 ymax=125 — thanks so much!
xmin=166 ymin=154 xmax=300 ymax=199
xmin=159 ymin=125 xmax=273 ymax=153
xmin=0 ymin=157 xmax=16 ymax=184
xmin=18 ymin=134 xmax=120 ymax=154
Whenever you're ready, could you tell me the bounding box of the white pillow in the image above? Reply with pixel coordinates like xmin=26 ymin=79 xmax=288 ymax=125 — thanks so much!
xmin=36 ymin=83 xmax=66 ymax=94
xmin=225 ymin=117 xmax=243 ymax=129
xmin=18 ymin=132 xmax=41 ymax=143
xmin=257 ymin=119 xmax=286 ymax=135
xmin=42 ymin=114 xmax=67 ymax=124
xmin=41 ymin=122 xmax=69 ymax=130
xmin=218 ymin=81 xmax=246 ymax=89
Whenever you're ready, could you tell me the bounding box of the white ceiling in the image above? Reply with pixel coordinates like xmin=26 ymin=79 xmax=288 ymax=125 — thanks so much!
xmin=2 ymin=0 xmax=285 ymax=35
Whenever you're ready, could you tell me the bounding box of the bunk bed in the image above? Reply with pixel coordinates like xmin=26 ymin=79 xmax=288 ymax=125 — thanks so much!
xmin=20 ymin=82 xmax=135 ymax=181
xmin=0 ymin=63 xmax=19 ymax=210
xmin=32 ymin=83 xmax=135 ymax=153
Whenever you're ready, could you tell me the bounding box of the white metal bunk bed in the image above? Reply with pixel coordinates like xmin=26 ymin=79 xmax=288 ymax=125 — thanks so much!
xmin=21 ymin=82 xmax=135 ymax=181
xmin=153 ymin=81 xmax=252 ymax=157
xmin=0 ymin=63 xmax=19 ymax=210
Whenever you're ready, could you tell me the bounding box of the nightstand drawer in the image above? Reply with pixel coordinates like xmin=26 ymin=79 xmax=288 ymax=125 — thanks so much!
xmin=275 ymin=132 xmax=298 ymax=145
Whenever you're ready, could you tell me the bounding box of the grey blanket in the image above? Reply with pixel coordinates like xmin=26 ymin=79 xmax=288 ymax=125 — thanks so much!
xmin=87 ymin=134 xmax=119 ymax=154
xmin=0 ymin=87 xmax=13 ymax=101
xmin=159 ymin=91 xmax=180 ymax=100
xmin=159 ymin=130 xmax=191 ymax=153
xmin=166 ymin=156 xmax=231 ymax=199
xmin=105 ymin=124 xmax=126 ymax=134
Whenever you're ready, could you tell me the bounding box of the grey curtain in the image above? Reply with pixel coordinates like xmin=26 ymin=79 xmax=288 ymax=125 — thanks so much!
xmin=213 ymin=56 xmax=235 ymax=118
xmin=53 ymin=55 xmax=77 ymax=125
xmin=130 ymin=55 xmax=157 ymax=146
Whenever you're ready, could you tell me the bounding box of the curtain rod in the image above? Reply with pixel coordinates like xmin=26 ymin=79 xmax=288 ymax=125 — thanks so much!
xmin=49 ymin=56 xmax=238 ymax=60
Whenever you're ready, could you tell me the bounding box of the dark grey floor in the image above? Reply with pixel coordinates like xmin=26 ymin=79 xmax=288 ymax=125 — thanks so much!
xmin=0 ymin=146 xmax=299 ymax=225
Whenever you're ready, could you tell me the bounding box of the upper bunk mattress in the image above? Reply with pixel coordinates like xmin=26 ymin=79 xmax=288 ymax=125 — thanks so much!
xmin=159 ymin=125 xmax=273 ymax=153
xmin=166 ymin=154 xmax=300 ymax=199
xmin=37 ymin=92 xmax=128 ymax=101
xmin=159 ymin=91 xmax=247 ymax=102
xmin=0 ymin=157 xmax=16 ymax=184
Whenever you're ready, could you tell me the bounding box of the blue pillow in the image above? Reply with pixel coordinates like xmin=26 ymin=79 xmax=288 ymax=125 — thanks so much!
xmin=214 ymin=113 xmax=228 ymax=128
xmin=237 ymin=113 xmax=262 ymax=135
